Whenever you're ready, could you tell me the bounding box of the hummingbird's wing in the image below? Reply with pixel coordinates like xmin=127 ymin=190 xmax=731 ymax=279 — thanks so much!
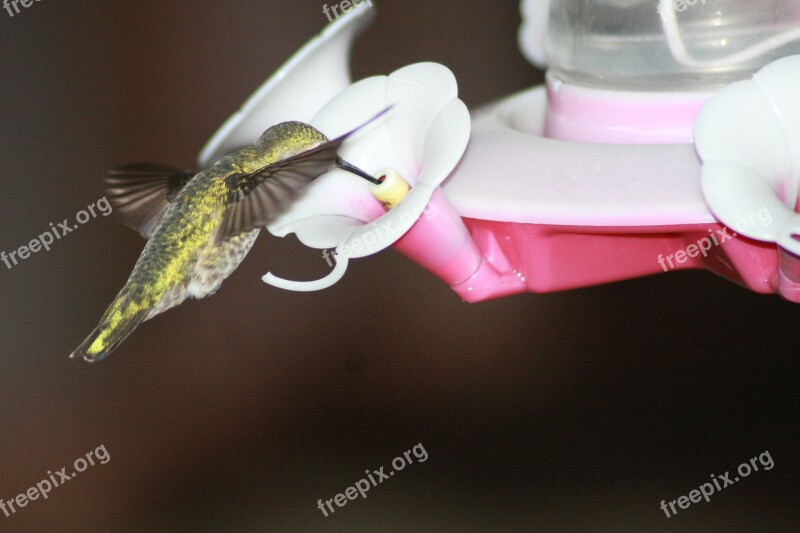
xmin=217 ymin=139 xmax=345 ymax=243
xmin=218 ymin=107 xmax=392 ymax=243
xmin=106 ymin=164 xmax=196 ymax=238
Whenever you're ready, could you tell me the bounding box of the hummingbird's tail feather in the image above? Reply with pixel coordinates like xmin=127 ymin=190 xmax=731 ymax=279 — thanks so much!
xmin=69 ymin=290 xmax=149 ymax=363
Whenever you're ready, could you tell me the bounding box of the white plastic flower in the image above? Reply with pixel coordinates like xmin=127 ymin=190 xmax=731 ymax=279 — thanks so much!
xmin=262 ymin=63 xmax=470 ymax=290
xmin=198 ymin=4 xmax=470 ymax=290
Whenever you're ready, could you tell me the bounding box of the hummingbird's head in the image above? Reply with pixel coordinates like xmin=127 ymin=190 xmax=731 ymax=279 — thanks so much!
xmin=254 ymin=121 xmax=329 ymax=167
xmin=251 ymin=119 xmax=382 ymax=185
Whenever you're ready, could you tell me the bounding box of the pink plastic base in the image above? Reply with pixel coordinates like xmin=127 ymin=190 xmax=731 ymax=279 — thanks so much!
xmin=390 ymin=189 xmax=527 ymax=302
xmin=451 ymin=218 xmax=800 ymax=302
xmin=385 ymin=79 xmax=800 ymax=304
xmin=388 ymin=189 xmax=800 ymax=304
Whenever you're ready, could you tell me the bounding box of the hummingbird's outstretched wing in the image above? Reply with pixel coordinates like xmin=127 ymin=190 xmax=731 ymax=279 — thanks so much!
xmin=217 ymin=138 xmax=347 ymax=243
xmin=218 ymin=107 xmax=392 ymax=243
xmin=106 ymin=164 xmax=196 ymax=238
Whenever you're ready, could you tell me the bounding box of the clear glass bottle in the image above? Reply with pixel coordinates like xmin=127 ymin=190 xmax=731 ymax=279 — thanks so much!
xmin=545 ymin=0 xmax=800 ymax=90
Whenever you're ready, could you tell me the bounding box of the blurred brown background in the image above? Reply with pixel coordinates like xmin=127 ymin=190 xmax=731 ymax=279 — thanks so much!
xmin=1 ymin=1 xmax=798 ymax=531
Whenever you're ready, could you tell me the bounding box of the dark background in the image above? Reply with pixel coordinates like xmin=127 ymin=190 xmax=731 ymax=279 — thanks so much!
xmin=1 ymin=1 xmax=798 ymax=531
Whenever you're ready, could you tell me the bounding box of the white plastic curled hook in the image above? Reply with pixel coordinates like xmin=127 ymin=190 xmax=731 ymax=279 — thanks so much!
xmin=262 ymin=254 xmax=350 ymax=292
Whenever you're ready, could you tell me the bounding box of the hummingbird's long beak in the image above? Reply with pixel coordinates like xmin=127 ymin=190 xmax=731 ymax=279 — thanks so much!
xmin=335 ymin=157 xmax=383 ymax=185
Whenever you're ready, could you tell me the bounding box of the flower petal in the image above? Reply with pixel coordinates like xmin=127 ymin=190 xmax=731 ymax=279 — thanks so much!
xmin=338 ymin=97 xmax=471 ymax=258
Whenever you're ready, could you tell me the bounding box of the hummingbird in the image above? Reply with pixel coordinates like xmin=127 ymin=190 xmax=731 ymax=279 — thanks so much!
xmin=70 ymin=110 xmax=388 ymax=362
